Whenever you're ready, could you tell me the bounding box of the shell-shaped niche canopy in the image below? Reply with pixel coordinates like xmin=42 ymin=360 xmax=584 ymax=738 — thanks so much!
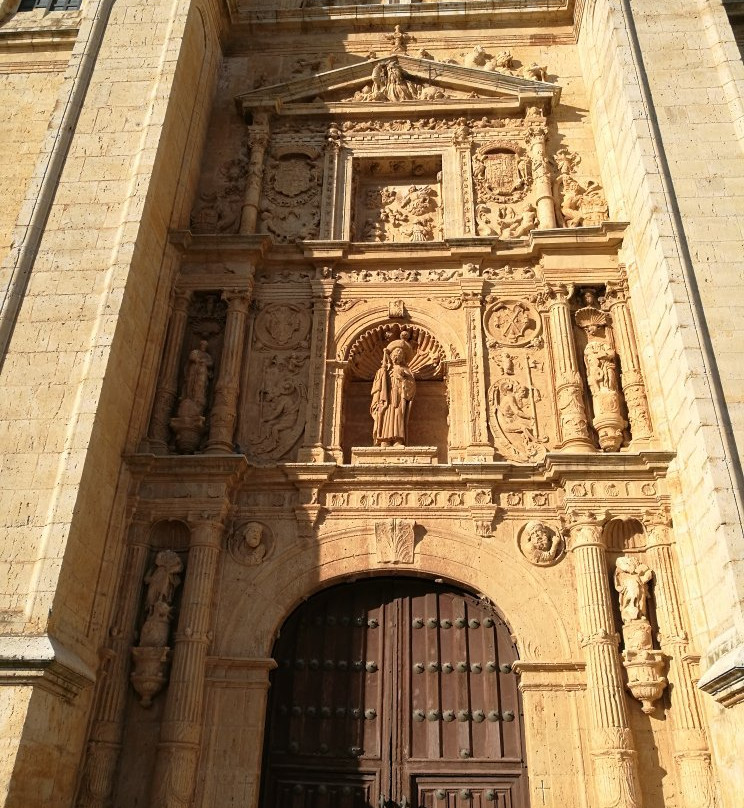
xmin=347 ymin=323 xmax=447 ymax=381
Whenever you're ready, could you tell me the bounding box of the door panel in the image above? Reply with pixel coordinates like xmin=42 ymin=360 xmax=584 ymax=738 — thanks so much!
xmin=262 ymin=578 xmax=529 ymax=808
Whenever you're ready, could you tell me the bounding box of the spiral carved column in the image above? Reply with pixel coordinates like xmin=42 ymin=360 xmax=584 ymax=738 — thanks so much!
xmin=567 ymin=511 xmax=642 ymax=808
xmin=642 ymin=509 xmax=719 ymax=808
xmin=148 ymin=514 xmax=224 ymax=808
xmin=76 ymin=518 xmax=151 ymax=808
xmin=148 ymin=290 xmax=193 ymax=453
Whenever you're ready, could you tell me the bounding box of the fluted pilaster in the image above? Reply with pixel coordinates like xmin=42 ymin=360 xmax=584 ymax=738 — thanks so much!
xmin=149 ymin=514 xmax=224 ymax=808
xmin=642 ymin=509 xmax=719 ymax=808
xmin=76 ymin=518 xmax=151 ymax=808
xmin=568 ymin=511 xmax=642 ymax=808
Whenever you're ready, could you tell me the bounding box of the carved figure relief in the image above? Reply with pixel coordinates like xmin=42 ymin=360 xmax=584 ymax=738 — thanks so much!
xmin=344 ymin=59 xmax=452 ymax=103
xmin=518 ymin=521 xmax=564 ymax=566
xmin=552 ymin=149 xmax=609 ymax=227
xmin=487 ymin=352 xmax=545 ymax=461
xmin=228 ymin=522 xmax=273 ymax=566
xmin=356 ymin=157 xmax=443 ymax=243
xmin=191 ymin=154 xmax=249 ymax=234
xmin=575 ymin=292 xmax=627 ymax=451
xmin=259 ymin=147 xmax=322 ymax=243
xmin=247 ymin=353 xmax=309 ymax=460
xmin=371 ymin=331 xmax=417 ymax=447
xmin=375 ymin=518 xmax=416 ymax=563
xmin=130 ymin=550 xmax=184 ymax=707
xmin=614 ymin=556 xmax=668 ymax=713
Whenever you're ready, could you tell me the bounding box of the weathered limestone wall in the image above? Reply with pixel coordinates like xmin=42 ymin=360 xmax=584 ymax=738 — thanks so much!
xmin=0 ymin=0 xmax=224 ymax=804
xmin=577 ymin=0 xmax=744 ymax=802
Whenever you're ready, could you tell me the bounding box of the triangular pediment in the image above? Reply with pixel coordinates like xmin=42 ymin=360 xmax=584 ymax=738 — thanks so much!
xmin=236 ymin=55 xmax=561 ymax=117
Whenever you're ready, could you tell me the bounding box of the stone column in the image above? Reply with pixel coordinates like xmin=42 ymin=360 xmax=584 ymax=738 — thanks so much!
xmin=567 ymin=510 xmax=642 ymax=808
xmin=149 ymin=513 xmax=225 ymax=808
xmin=76 ymin=517 xmax=151 ymax=808
xmin=205 ymin=287 xmax=253 ymax=454
xmin=537 ymin=284 xmax=594 ymax=451
xmin=327 ymin=359 xmax=349 ymax=462
xmin=239 ymin=113 xmax=270 ymax=235
xmin=298 ymin=274 xmax=336 ymax=462
xmin=319 ymin=126 xmax=343 ymax=239
xmin=148 ymin=290 xmax=193 ymax=453
xmin=642 ymin=509 xmax=719 ymax=808
xmin=461 ymin=280 xmax=494 ymax=461
xmin=528 ymin=126 xmax=557 ymax=229
xmin=603 ymin=279 xmax=653 ymax=441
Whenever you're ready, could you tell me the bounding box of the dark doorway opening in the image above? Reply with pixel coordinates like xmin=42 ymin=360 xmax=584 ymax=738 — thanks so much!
xmin=260 ymin=577 xmax=530 ymax=808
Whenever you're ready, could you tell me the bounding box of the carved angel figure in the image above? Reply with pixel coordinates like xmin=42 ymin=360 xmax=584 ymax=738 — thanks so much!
xmin=371 ymin=333 xmax=417 ymax=446
xmin=614 ymin=556 xmax=653 ymax=623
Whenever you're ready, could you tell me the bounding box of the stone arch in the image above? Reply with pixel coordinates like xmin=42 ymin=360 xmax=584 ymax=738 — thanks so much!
xmin=219 ymin=524 xmax=574 ymax=661
xmin=338 ymin=317 xmax=453 ymax=460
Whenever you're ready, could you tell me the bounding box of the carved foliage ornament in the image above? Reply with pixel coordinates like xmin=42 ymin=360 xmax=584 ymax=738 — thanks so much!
xmin=375 ymin=518 xmax=416 ymax=564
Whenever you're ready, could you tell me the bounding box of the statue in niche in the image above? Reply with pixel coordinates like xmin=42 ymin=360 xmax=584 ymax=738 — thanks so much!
xmin=170 ymin=339 xmax=213 ymax=453
xmin=144 ymin=550 xmax=184 ymax=616
xmin=131 ymin=549 xmax=184 ymax=707
xmin=183 ymin=339 xmax=213 ymax=412
xmin=575 ymin=291 xmax=626 ymax=451
xmin=614 ymin=556 xmax=653 ymax=624
xmin=371 ymin=331 xmax=417 ymax=447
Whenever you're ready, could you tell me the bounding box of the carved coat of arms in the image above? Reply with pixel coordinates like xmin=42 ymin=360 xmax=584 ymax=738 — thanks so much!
xmin=271 ymin=158 xmax=313 ymax=197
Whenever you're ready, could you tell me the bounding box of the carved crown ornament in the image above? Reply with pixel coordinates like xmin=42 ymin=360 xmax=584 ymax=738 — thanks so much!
xmin=235 ymin=55 xmax=561 ymax=120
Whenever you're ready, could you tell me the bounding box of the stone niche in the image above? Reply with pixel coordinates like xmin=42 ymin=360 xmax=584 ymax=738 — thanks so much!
xmin=354 ymin=156 xmax=443 ymax=243
xmin=342 ymin=322 xmax=448 ymax=462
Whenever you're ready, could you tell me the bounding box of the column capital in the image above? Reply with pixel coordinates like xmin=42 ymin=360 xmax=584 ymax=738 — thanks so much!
xmin=533 ymin=282 xmax=574 ymax=311
xmin=602 ymin=278 xmax=630 ymax=309
xmin=172 ymin=287 xmax=193 ymax=311
xmin=563 ymin=509 xmax=609 ymax=548
xmin=310 ymin=276 xmax=336 ymax=300
xmin=185 ymin=511 xmax=227 ymax=547
xmin=641 ymin=506 xmax=673 ymax=546
xmin=222 ymin=287 xmax=253 ymax=311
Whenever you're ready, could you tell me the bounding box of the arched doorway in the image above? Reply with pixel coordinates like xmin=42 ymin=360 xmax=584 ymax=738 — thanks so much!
xmin=261 ymin=577 xmax=529 ymax=808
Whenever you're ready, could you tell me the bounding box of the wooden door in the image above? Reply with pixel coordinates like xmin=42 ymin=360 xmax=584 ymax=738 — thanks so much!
xmin=262 ymin=578 xmax=529 ymax=808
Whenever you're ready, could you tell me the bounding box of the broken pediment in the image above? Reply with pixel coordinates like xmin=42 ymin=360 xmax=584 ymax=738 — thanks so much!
xmin=236 ymin=55 xmax=561 ymax=117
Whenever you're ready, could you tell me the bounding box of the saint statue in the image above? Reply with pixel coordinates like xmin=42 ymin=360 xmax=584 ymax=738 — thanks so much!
xmin=182 ymin=339 xmax=213 ymax=413
xmin=143 ymin=549 xmax=183 ymax=617
xmin=614 ymin=556 xmax=653 ymax=623
xmin=371 ymin=332 xmax=416 ymax=447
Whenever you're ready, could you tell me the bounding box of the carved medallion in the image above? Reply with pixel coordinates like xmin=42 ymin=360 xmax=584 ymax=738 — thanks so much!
xmin=272 ymin=157 xmax=314 ymax=197
xmin=484 ymin=299 xmax=541 ymax=346
xmin=228 ymin=521 xmax=273 ymax=566
xmin=254 ymin=303 xmax=311 ymax=349
xmin=517 ymin=521 xmax=564 ymax=566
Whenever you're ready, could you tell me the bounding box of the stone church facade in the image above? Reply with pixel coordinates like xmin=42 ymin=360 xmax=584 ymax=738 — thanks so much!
xmin=0 ymin=0 xmax=743 ymax=807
